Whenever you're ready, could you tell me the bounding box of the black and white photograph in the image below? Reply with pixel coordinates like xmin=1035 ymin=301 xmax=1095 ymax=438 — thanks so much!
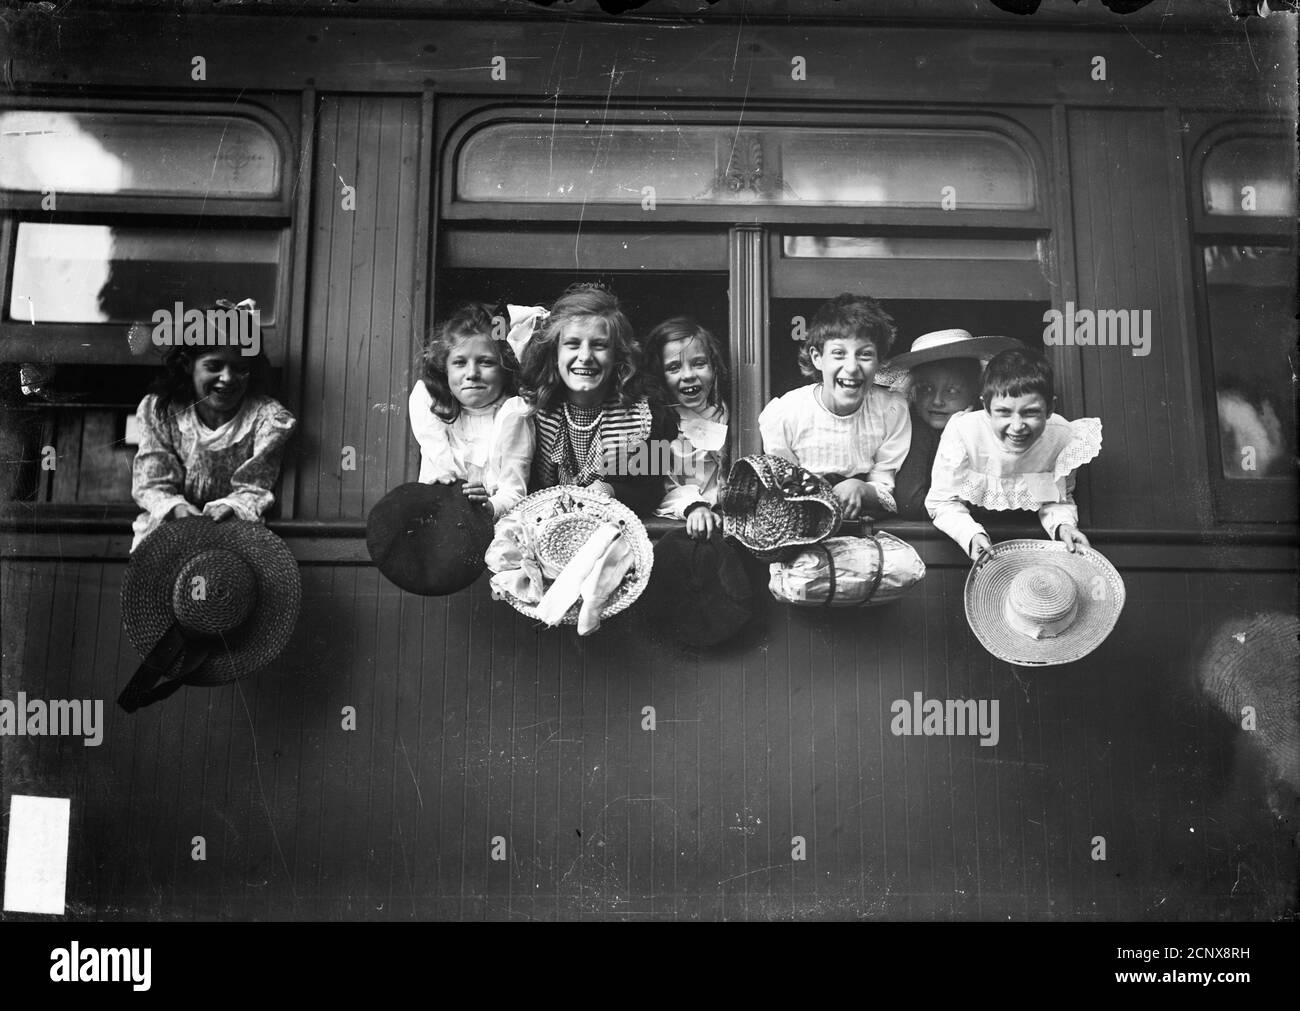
xmin=0 ymin=0 xmax=1296 ymax=964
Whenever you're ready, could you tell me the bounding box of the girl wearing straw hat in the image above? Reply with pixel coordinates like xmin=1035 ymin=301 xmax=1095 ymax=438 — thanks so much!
xmin=874 ymin=329 xmax=1021 ymax=519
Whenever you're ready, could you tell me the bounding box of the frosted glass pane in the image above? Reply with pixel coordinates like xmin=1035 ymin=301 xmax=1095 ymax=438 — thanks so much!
xmin=784 ymin=236 xmax=1039 ymax=259
xmin=0 ymin=110 xmax=280 ymax=198
xmin=9 ymin=223 xmax=280 ymax=324
xmin=458 ymin=123 xmax=1035 ymax=208
xmin=1202 ymin=136 xmax=1296 ymax=216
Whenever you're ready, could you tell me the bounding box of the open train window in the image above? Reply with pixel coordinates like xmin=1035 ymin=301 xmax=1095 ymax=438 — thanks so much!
xmin=1188 ymin=125 xmax=1297 ymax=523
xmin=0 ymin=99 xmax=295 ymax=508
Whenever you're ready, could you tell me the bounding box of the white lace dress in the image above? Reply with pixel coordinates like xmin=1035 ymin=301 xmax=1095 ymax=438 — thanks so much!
xmin=924 ymin=410 xmax=1103 ymax=554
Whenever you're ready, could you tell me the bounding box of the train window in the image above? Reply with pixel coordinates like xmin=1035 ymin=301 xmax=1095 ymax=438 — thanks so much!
xmin=783 ymin=236 xmax=1039 ymax=260
xmin=0 ymin=110 xmax=280 ymax=198
xmin=1202 ymin=244 xmax=1296 ymax=487
xmin=457 ymin=122 xmax=1035 ymax=209
xmin=1201 ymin=136 xmax=1296 ymax=217
xmin=10 ymin=223 xmax=281 ymax=326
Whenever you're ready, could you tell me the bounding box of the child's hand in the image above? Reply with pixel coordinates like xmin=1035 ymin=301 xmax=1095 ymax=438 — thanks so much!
xmin=1056 ymin=524 xmax=1090 ymax=553
xmin=968 ymin=532 xmax=992 ymax=562
xmin=169 ymin=503 xmax=202 ymax=521
xmin=462 ymin=481 xmax=490 ymax=505
xmin=685 ymin=506 xmax=721 ymax=540
xmin=832 ymin=478 xmax=877 ymax=521
xmin=588 ymin=480 xmax=615 ymax=498
xmin=204 ymin=502 xmax=236 ymax=522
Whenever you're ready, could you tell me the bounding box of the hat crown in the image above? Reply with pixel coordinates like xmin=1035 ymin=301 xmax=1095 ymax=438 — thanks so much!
xmin=908 ymin=329 xmax=975 ymax=354
xmin=1005 ymin=563 xmax=1078 ymax=640
xmin=171 ymin=548 xmax=257 ymax=636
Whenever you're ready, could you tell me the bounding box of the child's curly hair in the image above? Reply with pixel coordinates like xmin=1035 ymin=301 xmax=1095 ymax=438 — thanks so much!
xmin=419 ymin=301 xmax=521 ymax=423
xmin=980 ymin=348 xmax=1055 ymax=410
xmin=797 ymin=293 xmax=898 ymax=378
xmin=519 ymin=283 xmax=647 ymax=411
xmin=642 ymin=316 xmax=729 ymax=411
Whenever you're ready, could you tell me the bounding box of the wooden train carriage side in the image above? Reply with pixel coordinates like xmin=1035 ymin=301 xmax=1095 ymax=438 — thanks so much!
xmin=0 ymin=2 xmax=1296 ymax=921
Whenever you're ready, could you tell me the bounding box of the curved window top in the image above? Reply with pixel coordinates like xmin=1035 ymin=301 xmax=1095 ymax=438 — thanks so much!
xmin=1202 ymin=135 xmax=1296 ymax=217
xmin=457 ymin=123 xmax=1035 ymax=209
xmin=0 ymin=110 xmax=281 ymax=198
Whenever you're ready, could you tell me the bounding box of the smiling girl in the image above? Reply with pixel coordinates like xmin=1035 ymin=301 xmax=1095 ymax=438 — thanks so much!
xmin=519 ymin=284 xmax=676 ymax=515
xmin=925 ymin=348 xmax=1102 ymax=561
xmin=131 ymin=300 xmax=296 ymax=551
xmin=758 ymin=293 xmax=911 ymax=521
xmin=644 ymin=316 xmax=730 ymax=539
xmin=409 ymin=302 xmax=534 ymax=518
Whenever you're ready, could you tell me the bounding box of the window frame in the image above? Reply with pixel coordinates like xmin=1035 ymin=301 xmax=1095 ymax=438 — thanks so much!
xmin=439 ymin=100 xmax=1051 ymax=230
xmin=1186 ymin=117 xmax=1298 ymax=524
xmin=0 ymin=95 xmax=297 ymax=367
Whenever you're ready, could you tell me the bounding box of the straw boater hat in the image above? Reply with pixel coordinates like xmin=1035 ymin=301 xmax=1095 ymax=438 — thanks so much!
xmin=495 ymin=485 xmax=654 ymax=625
xmin=874 ymin=330 xmax=1022 ymax=389
xmin=1196 ymin=611 xmax=1299 ymax=795
xmin=964 ymin=539 xmax=1125 ymax=667
xmin=720 ymin=454 xmax=843 ymax=561
xmin=119 ymin=517 xmax=301 ymax=711
xmin=366 ymin=481 xmax=495 ymax=595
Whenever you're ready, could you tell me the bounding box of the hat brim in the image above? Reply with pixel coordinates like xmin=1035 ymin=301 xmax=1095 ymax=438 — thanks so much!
xmin=963 ymin=539 xmax=1125 ymax=667
xmin=498 ymin=485 xmax=654 ymax=625
xmin=366 ymin=481 xmax=495 ymax=595
xmin=122 ymin=517 xmax=301 ymax=685
xmin=875 ymin=336 xmax=1023 ymax=387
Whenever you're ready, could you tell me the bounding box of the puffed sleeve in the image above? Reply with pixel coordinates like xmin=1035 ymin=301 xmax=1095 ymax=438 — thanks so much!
xmin=408 ymin=381 xmax=460 ymax=484
xmin=206 ymin=400 xmax=296 ymax=522
xmin=758 ymin=395 xmax=797 ymax=463
xmin=1039 ymin=470 xmax=1080 ymax=541
xmin=1039 ymin=417 xmax=1099 ymax=541
xmin=864 ymin=394 xmax=911 ymax=514
xmin=925 ymin=419 xmax=987 ymax=557
xmin=131 ymin=395 xmax=190 ymax=522
xmin=488 ymin=396 xmax=536 ymax=519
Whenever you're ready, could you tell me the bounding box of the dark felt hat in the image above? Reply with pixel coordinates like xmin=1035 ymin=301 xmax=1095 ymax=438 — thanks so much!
xmin=642 ymin=528 xmax=754 ymax=648
xmin=366 ymin=481 xmax=495 ymax=595
xmin=119 ymin=517 xmax=301 ymax=710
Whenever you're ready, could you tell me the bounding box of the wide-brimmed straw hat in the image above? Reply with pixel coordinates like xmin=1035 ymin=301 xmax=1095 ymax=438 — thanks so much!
xmin=875 ymin=330 xmax=1022 ymax=388
xmin=496 ymin=486 xmax=653 ymax=625
xmin=1196 ymin=611 xmax=1299 ymax=791
xmin=120 ymin=517 xmax=301 ymax=710
xmin=720 ymin=454 xmax=843 ymax=561
xmin=366 ymin=481 xmax=495 ymax=595
xmin=963 ymin=539 xmax=1125 ymax=667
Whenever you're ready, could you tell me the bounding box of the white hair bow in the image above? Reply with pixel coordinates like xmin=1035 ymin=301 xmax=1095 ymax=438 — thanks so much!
xmin=504 ymin=304 xmax=549 ymax=361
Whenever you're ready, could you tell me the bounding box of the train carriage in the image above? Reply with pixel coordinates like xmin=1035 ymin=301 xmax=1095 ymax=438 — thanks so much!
xmin=0 ymin=0 xmax=1295 ymax=922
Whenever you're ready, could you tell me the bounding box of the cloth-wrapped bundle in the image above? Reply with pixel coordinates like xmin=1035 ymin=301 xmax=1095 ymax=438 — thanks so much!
xmin=768 ymin=532 xmax=926 ymax=608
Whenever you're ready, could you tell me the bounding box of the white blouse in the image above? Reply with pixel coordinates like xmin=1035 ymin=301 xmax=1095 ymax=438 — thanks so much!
xmin=655 ymin=403 xmax=728 ymax=521
xmin=925 ymin=409 xmax=1103 ymax=554
xmin=758 ymin=383 xmax=911 ymax=513
xmin=407 ymin=382 xmax=535 ymax=519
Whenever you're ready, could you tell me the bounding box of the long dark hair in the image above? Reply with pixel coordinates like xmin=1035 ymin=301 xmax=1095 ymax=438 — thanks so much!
xmin=518 ymin=283 xmax=648 ymax=412
xmin=642 ymin=316 xmax=729 ymax=412
xmin=418 ymin=302 xmax=520 ymax=423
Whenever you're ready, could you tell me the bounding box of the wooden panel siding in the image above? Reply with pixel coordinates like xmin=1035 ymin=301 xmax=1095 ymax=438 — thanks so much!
xmin=3 ymin=557 xmax=1294 ymax=921
xmin=1066 ymin=108 xmax=1207 ymax=532
xmin=298 ymin=94 xmax=423 ymax=521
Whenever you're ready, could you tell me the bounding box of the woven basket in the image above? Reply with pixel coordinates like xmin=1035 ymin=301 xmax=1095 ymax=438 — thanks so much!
xmin=720 ymin=454 xmax=842 ymax=561
xmin=495 ymin=486 xmax=653 ymax=625
xmin=963 ymin=539 xmax=1124 ymax=667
